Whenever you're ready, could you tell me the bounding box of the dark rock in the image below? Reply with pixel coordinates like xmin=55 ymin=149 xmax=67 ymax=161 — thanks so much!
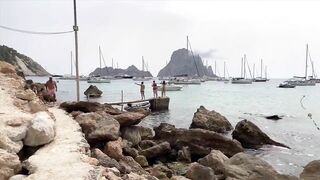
xmin=91 ymin=148 xmax=126 ymax=173
xmin=60 ymin=101 xmax=121 ymax=115
xmin=139 ymin=140 xmax=157 ymax=150
xmin=190 ymin=106 xmax=233 ymax=133
xmin=148 ymin=163 xmax=173 ymax=179
xmin=154 ymin=123 xmax=244 ymax=157
xmin=114 ymin=112 xmax=147 ymax=126
xmin=119 ymin=156 xmax=147 ymax=175
xmin=75 ymin=112 xmax=120 ymax=142
xmin=167 ymin=162 xmax=190 ymax=176
xmin=84 ymin=85 xmax=102 ymax=98
xmin=265 ymin=115 xmax=282 ymax=120
xmin=139 ymin=142 xmax=171 ymax=159
xmin=70 ymin=111 xmax=83 ymax=119
xmin=123 ymin=147 xmax=139 ymax=158
xmin=135 ymin=155 xmax=149 ymax=167
xmin=121 ymin=126 xmax=153 ymax=146
xmin=232 ymin=119 xmax=289 ymax=149
xmin=186 ymin=163 xmax=217 ymax=180
xmin=300 ymin=160 xmax=320 ymax=180
xmin=177 ymin=147 xmax=192 ymax=163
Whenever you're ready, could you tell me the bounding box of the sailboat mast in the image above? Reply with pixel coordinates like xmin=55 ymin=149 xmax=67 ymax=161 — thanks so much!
xmin=260 ymin=59 xmax=263 ymax=78
xmin=244 ymin=54 xmax=247 ymax=79
xmin=224 ymin=61 xmax=226 ymax=79
xmin=99 ymin=46 xmax=102 ymax=76
xmin=215 ymin=61 xmax=217 ymax=75
xmin=70 ymin=51 xmax=73 ymax=76
xmin=187 ymin=36 xmax=189 ymax=52
xmin=112 ymin=58 xmax=114 ymax=69
xmin=253 ymin=64 xmax=255 ymax=79
xmin=142 ymin=56 xmax=144 ymax=71
xmin=241 ymin=57 xmax=243 ymax=78
xmin=305 ymin=44 xmax=309 ymax=79
xmin=265 ymin=66 xmax=268 ymax=79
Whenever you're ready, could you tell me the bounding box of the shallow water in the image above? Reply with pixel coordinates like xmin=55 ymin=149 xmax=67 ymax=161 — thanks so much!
xmin=29 ymin=76 xmax=320 ymax=176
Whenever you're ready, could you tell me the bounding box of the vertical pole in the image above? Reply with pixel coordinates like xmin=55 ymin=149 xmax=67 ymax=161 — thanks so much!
xmin=260 ymin=59 xmax=263 ymax=78
xmin=186 ymin=36 xmax=189 ymax=52
xmin=244 ymin=54 xmax=246 ymax=79
xmin=142 ymin=56 xmax=144 ymax=71
xmin=224 ymin=61 xmax=226 ymax=79
xmin=70 ymin=51 xmax=73 ymax=76
xmin=99 ymin=46 xmax=101 ymax=76
xmin=121 ymin=90 xmax=124 ymax=111
xmin=305 ymin=44 xmax=308 ymax=79
xmin=73 ymin=0 xmax=80 ymax=102
xmin=112 ymin=58 xmax=114 ymax=69
xmin=117 ymin=62 xmax=119 ymax=69
xmin=215 ymin=61 xmax=217 ymax=75
xmin=253 ymin=64 xmax=255 ymax=79
xmin=241 ymin=57 xmax=243 ymax=78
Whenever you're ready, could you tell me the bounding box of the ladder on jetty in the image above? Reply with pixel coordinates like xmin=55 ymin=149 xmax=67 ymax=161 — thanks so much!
xmin=108 ymin=97 xmax=170 ymax=111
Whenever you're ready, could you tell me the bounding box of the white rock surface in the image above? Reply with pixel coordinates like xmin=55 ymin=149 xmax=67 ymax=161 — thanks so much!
xmin=24 ymin=111 xmax=55 ymax=146
xmin=24 ymin=108 xmax=104 ymax=180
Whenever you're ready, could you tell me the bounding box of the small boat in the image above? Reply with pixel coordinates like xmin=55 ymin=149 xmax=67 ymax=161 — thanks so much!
xmin=172 ymin=78 xmax=201 ymax=85
xmin=278 ymin=82 xmax=295 ymax=88
xmin=87 ymin=77 xmax=110 ymax=83
xmin=158 ymin=84 xmax=183 ymax=91
xmin=124 ymin=102 xmax=150 ymax=112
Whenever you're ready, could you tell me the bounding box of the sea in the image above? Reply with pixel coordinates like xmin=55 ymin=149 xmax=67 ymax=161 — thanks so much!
xmin=28 ymin=76 xmax=320 ymax=176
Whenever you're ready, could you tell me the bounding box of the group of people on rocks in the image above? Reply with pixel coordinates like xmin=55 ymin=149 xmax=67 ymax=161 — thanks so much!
xmin=135 ymin=80 xmax=166 ymax=100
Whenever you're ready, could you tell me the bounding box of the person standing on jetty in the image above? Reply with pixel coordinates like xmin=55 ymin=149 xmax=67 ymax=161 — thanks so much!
xmin=135 ymin=82 xmax=145 ymax=100
xmin=161 ymin=80 xmax=166 ymax=97
xmin=152 ymin=80 xmax=158 ymax=98
xmin=45 ymin=77 xmax=57 ymax=102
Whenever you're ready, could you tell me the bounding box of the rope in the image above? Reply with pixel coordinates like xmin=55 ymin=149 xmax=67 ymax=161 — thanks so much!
xmin=0 ymin=25 xmax=73 ymax=35
xmin=300 ymin=95 xmax=319 ymax=130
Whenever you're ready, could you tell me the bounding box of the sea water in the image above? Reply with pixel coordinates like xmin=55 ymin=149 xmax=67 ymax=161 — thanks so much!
xmin=28 ymin=76 xmax=320 ymax=176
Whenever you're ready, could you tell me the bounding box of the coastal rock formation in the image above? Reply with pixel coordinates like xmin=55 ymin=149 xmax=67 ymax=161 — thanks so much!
xmin=92 ymin=148 xmax=125 ymax=173
xmin=24 ymin=112 xmax=56 ymax=147
xmin=190 ymin=106 xmax=233 ymax=133
xmin=139 ymin=141 xmax=171 ymax=159
xmin=157 ymin=48 xmax=215 ymax=77
xmin=300 ymin=160 xmax=320 ymax=180
xmin=0 ymin=45 xmax=50 ymax=76
xmin=90 ymin=65 xmax=153 ymax=77
xmin=232 ymin=119 xmax=289 ymax=149
xmin=60 ymin=101 xmax=122 ymax=115
xmin=114 ymin=112 xmax=147 ymax=126
xmin=154 ymin=123 xmax=244 ymax=157
xmin=198 ymin=150 xmax=229 ymax=177
xmin=75 ymin=112 xmax=120 ymax=142
xmin=103 ymin=137 xmax=124 ymax=160
xmin=186 ymin=163 xmax=217 ymax=180
xmin=84 ymin=85 xmax=102 ymax=98
xmin=121 ymin=126 xmax=154 ymax=146
xmin=0 ymin=149 xmax=21 ymax=179
xmin=0 ymin=133 xmax=23 ymax=154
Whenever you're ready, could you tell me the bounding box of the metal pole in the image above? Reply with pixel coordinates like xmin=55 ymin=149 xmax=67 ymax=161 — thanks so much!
xmin=121 ymin=90 xmax=124 ymax=111
xmin=305 ymin=44 xmax=308 ymax=79
xmin=70 ymin=51 xmax=73 ymax=76
xmin=73 ymin=0 xmax=80 ymax=101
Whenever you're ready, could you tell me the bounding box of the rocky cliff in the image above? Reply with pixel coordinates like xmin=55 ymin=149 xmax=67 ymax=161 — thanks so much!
xmin=0 ymin=45 xmax=50 ymax=76
xmin=157 ymin=48 xmax=216 ymax=77
xmin=90 ymin=65 xmax=153 ymax=77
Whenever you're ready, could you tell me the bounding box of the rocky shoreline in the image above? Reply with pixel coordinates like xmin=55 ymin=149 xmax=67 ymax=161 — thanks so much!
xmin=0 ymin=61 xmax=319 ymax=180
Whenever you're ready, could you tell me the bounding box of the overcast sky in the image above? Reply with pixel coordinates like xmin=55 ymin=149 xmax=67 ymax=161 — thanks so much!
xmin=1 ymin=0 xmax=320 ymax=78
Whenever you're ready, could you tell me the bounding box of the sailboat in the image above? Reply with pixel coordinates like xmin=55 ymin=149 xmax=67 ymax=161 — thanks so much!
xmin=285 ymin=44 xmax=316 ymax=86
xmin=217 ymin=61 xmax=229 ymax=82
xmin=133 ymin=56 xmax=153 ymax=81
xmin=232 ymin=55 xmax=253 ymax=84
xmin=87 ymin=46 xmax=111 ymax=83
xmin=59 ymin=51 xmax=88 ymax=81
xmin=253 ymin=59 xmax=268 ymax=82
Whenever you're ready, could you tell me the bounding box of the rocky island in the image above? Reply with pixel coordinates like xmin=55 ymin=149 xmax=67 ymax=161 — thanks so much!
xmin=90 ymin=65 xmax=152 ymax=77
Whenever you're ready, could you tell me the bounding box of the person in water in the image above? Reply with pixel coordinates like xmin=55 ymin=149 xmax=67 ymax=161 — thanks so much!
xmin=152 ymin=80 xmax=158 ymax=98
xmin=135 ymin=82 xmax=145 ymax=100
xmin=45 ymin=77 xmax=57 ymax=102
xmin=161 ymin=80 xmax=166 ymax=97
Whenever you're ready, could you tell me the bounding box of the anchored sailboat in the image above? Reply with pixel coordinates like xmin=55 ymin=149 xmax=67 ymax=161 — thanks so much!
xmin=232 ymin=54 xmax=253 ymax=84
xmin=88 ymin=46 xmax=111 ymax=83
xmin=133 ymin=56 xmax=153 ymax=81
xmin=253 ymin=59 xmax=268 ymax=82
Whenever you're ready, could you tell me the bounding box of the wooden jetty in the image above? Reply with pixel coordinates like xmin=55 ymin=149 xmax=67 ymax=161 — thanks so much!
xmin=108 ymin=97 xmax=170 ymax=111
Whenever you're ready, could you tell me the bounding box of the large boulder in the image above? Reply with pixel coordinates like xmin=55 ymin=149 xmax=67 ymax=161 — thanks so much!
xmin=121 ymin=126 xmax=153 ymax=146
xmin=0 ymin=149 xmax=21 ymax=179
xmin=60 ymin=101 xmax=121 ymax=115
xmin=300 ymin=160 xmax=320 ymax=180
xmin=148 ymin=163 xmax=173 ymax=179
xmin=232 ymin=120 xmax=289 ymax=149
xmin=177 ymin=146 xmax=192 ymax=163
xmin=224 ymin=153 xmax=298 ymax=180
xmin=84 ymin=85 xmax=102 ymax=98
xmin=114 ymin=112 xmax=147 ymax=126
xmin=91 ymin=148 xmax=125 ymax=173
xmin=15 ymin=89 xmax=37 ymax=101
xmin=154 ymin=123 xmax=244 ymax=157
xmin=75 ymin=112 xmax=120 ymax=142
xmin=24 ymin=112 xmax=55 ymax=146
xmin=190 ymin=106 xmax=233 ymax=133
xmin=119 ymin=156 xmax=148 ymax=175
xmin=103 ymin=138 xmax=124 ymax=160
xmin=135 ymin=155 xmax=149 ymax=167
xmin=198 ymin=150 xmax=228 ymax=177
xmin=0 ymin=133 xmax=23 ymax=153
xmin=186 ymin=163 xmax=217 ymax=180
xmin=139 ymin=141 xmax=171 ymax=159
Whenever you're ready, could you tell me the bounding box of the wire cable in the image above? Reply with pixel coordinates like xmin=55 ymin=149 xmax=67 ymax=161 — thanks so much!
xmin=0 ymin=25 xmax=73 ymax=35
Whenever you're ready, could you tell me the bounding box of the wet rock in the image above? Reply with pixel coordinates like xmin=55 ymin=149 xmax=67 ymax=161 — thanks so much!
xmin=114 ymin=112 xmax=147 ymax=126
xmin=24 ymin=112 xmax=55 ymax=146
xmin=123 ymin=147 xmax=139 ymax=158
xmin=154 ymin=123 xmax=244 ymax=157
xmin=0 ymin=149 xmax=21 ymax=179
xmin=135 ymin=155 xmax=149 ymax=167
xmin=265 ymin=115 xmax=282 ymax=120
xmin=186 ymin=163 xmax=217 ymax=180
xmin=15 ymin=89 xmax=36 ymax=101
xmin=119 ymin=156 xmax=147 ymax=175
xmin=84 ymin=85 xmax=103 ymax=98
xmin=224 ymin=153 xmax=298 ymax=180
xmin=177 ymin=147 xmax=191 ymax=163
xmin=198 ymin=150 xmax=228 ymax=178
xmin=300 ymin=160 xmax=320 ymax=180
xmin=60 ymin=101 xmax=121 ymax=115
xmin=0 ymin=133 xmax=23 ymax=153
xmin=75 ymin=112 xmax=120 ymax=142
xmin=103 ymin=137 xmax=124 ymax=160
xmin=232 ymin=119 xmax=289 ymax=149
xmin=139 ymin=141 xmax=171 ymax=159
xmin=92 ymin=148 xmax=125 ymax=173
xmin=139 ymin=140 xmax=157 ymax=150
xmin=121 ymin=126 xmax=154 ymax=146
xmin=190 ymin=106 xmax=233 ymax=133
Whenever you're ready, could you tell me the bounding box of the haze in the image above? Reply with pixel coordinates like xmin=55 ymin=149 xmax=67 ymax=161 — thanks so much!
xmin=1 ymin=0 xmax=320 ymax=78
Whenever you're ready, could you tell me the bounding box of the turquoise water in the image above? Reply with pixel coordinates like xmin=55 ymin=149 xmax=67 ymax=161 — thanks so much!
xmin=29 ymin=76 xmax=320 ymax=176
